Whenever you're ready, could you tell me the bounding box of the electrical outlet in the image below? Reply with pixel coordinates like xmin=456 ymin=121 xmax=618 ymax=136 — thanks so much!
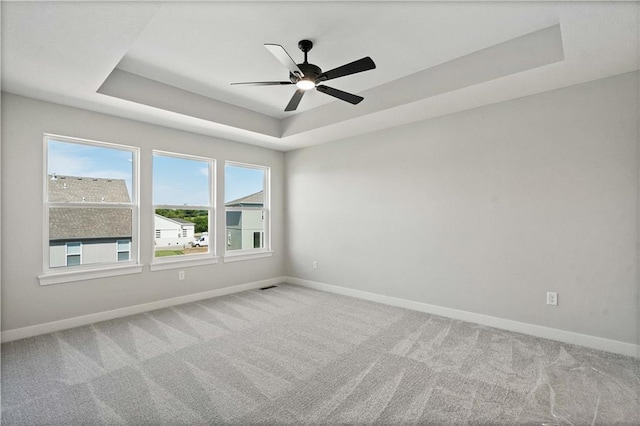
xmin=312 ymin=260 xmax=318 ymax=270
xmin=546 ymin=292 xmax=557 ymax=306
xmin=179 ymin=271 xmax=185 ymax=281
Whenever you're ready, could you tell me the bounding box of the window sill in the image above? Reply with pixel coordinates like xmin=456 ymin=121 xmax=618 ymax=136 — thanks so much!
xmin=223 ymin=250 xmax=273 ymax=263
xmin=149 ymin=255 xmax=219 ymax=271
xmin=39 ymin=264 xmax=143 ymax=286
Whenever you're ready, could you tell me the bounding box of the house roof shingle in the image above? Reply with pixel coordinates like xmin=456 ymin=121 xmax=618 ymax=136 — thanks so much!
xmin=225 ymin=190 xmax=264 ymax=207
xmin=154 ymin=214 xmax=195 ymax=227
xmin=50 ymin=207 xmax=132 ymax=240
xmin=48 ymin=174 xmax=131 ymax=203
xmin=48 ymin=175 xmax=132 ymax=240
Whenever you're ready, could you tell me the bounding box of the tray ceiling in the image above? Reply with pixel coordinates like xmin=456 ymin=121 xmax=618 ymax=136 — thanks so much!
xmin=2 ymin=2 xmax=638 ymax=151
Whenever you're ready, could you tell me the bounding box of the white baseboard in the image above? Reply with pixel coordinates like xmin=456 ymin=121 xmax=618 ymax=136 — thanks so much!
xmin=1 ymin=277 xmax=286 ymax=343
xmin=286 ymin=276 xmax=640 ymax=359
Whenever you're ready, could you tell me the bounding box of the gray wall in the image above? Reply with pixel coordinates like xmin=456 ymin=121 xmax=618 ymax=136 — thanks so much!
xmin=1 ymin=93 xmax=285 ymax=331
xmin=3 ymin=72 xmax=639 ymax=346
xmin=285 ymin=71 xmax=640 ymax=345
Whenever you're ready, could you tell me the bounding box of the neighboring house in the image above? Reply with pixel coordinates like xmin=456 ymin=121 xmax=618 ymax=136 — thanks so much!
xmin=48 ymin=175 xmax=132 ymax=267
xmin=225 ymin=190 xmax=264 ymax=250
xmin=154 ymin=215 xmax=195 ymax=247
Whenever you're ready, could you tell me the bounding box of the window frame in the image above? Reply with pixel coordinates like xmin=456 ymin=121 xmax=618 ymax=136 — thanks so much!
xmin=223 ymin=161 xmax=272 ymax=262
xmin=150 ymin=150 xmax=217 ymax=271
xmin=39 ymin=134 xmax=142 ymax=285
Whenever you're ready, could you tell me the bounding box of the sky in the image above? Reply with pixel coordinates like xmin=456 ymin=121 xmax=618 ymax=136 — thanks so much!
xmin=48 ymin=140 xmax=134 ymax=196
xmin=48 ymin=139 xmax=265 ymax=205
xmin=224 ymin=165 xmax=264 ymax=203
xmin=153 ymin=154 xmax=210 ymax=205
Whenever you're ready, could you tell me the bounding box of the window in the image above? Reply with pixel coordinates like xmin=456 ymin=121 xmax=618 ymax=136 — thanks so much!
xmin=253 ymin=231 xmax=264 ymax=249
xmin=117 ymin=240 xmax=130 ymax=262
xmin=152 ymin=151 xmax=215 ymax=264
xmin=225 ymin=162 xmax=270 ymax=258
xmin=66 ymin=242 xmax=82 ymax=266
xmin=43 ymin=135 xmax=138 ymax=278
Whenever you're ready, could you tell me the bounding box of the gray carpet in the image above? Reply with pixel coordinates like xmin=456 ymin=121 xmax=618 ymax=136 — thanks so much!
xmin=1 ymin=283 xmax=639 ymax=425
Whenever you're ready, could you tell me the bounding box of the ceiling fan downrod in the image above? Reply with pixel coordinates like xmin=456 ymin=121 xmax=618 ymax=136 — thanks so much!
xmin=298 ymin=39 xmax=313 ymax=64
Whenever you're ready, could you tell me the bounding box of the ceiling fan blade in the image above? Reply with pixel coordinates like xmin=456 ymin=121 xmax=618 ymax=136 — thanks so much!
xmin=285 ymin=89 xmax=305 ymax=112
xmin=265 ymin=44 xmax=304 ymax=77
xmin=231 ymin=81 xmax=293 ymax=86
xmin=316 ymin=85 xmax=363 ymax=105
xmin=317 ymin=57 xmax=376 ymax=82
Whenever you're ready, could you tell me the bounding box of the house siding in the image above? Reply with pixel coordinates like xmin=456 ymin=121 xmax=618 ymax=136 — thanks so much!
xmin=49 ymin=238 xmax=131 ymax=268
xmin=240 ymin=210 xmax=263 ymax=249
xmin=154 ymin=214 xmax=195 ymax=247
xmin=225 ymin=210 xmax=263 ymax=250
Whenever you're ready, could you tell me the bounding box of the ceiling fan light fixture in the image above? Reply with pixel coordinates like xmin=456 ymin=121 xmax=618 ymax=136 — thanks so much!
xmin=232 ymin=40 xmax=376 ymax=111
xmin=296 ymin=79 xmax=315 ymax=91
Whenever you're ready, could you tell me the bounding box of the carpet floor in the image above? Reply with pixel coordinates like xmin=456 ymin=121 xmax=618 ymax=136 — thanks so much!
xmin=1 ymin=283 xmax=639 ymax=425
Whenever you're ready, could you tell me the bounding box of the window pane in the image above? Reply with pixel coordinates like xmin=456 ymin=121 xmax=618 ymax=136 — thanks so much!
xmin=225 ymin=209 xmax=265 ymax=251
xmin=46 ymin=136 xmax=138 ymax=272
xmin=117 ymin=240 xmax=130 ymax=251
xmin=117 ymin=251 xmax=129 ymax=262
xmin=154 ymin=209 xmax=208 ymax=257
xmin=49 ymin=207 xmax=132 ymax=268
xmin=66 ymin=242 xmax=81 ymax=255
xmin=48 ymin=140 xmax=133 ymax=203
xmin=225 ymin=164 xmax=268 ymax=252
xmin=225 ymin=165 xmax=264 ymax=204
xmin=153 ymin=154 xmax=210 ymax=206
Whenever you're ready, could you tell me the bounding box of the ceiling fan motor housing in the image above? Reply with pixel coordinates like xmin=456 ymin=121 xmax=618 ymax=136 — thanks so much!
xmin=290 ymin=63 xmax=322 ymax=83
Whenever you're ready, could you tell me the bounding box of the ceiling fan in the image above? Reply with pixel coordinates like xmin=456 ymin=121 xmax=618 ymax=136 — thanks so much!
xmin=231 ymin=40 xmax=376 ymax=112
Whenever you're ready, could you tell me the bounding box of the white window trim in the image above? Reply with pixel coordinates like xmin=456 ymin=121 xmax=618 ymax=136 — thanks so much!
xmin=149 ymin=256 xmax=219 ymax=271
xmin=152 ymin=150 xmax=217 ymax=267
xmin=224 ymin=161 xmax=271 ymax=261
xmin=223 ymin=250 xmax=273 ymax=263
xmin=39 ymin=264 xmax=144 ymax=286
xmin=41 ymin=134 xmax=140 ymax=285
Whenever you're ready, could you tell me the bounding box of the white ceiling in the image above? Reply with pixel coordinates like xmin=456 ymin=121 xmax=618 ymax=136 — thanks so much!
xmin=2 ymin=1 xmax=639 ymax=151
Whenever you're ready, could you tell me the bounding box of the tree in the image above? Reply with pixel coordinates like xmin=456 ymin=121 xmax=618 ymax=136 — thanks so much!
xmin=191 ymin=215 xmax=208 ymax=233
xmin=155 ymin=209 xmax=184 ymax=218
